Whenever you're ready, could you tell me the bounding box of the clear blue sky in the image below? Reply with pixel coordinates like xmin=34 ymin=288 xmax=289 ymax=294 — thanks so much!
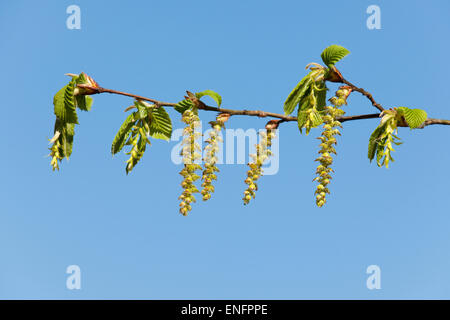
xmin=0 ymin=0 xmax=449 ymax=299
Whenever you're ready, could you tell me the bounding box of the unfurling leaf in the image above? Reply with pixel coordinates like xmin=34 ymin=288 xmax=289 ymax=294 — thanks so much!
xmin=111 ymin=100 xmax=172 ymax=173
xmin=367 ymin=112 xmax=400 ymax=168
xmin=321 ymin=45 xmax=350 ymax=68
xmin=368 ymin=122 xmax=387 ymax=161
xmin=75 ymin=95 xmax=93 ymax=112
xmin=74 ymin=73 xmax=95 ymax=111
xmin=396 ymin=107 xmax=428 ymax=129
xmin=133 ymin=101 xmax=172 ymax=141
xmin=148 ymin=105 xmax=172 ymax=141
xmin=284 ymin=72 xmax=313 ymax=116
xmin=295 ymin=79 xmax=326 ymax=134
xmin=111 ymin=113 xmax=136 ymax=155
xmin=135 ymin=100 xmax=149 ymax=119
xmin=298 ymin=108 xmax=323 ymax=135
xmin=196 ymin=90 xmax=222 ymax=107
xmin=53 ymin=78 xmax=78 ymax=124
xmin=315 ymin=83 xmax=328 ymax=111
xmin=175 ymin=99 xmax=194 ymax=114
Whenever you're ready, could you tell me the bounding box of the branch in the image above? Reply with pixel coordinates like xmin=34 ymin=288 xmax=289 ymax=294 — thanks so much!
xmin=422 ymin=118 xmax=450 ymax=127
xmin=341 ymin=78 xmax=384 ymax=112
xmin=78 ymin=84 xmax=450 ymax=128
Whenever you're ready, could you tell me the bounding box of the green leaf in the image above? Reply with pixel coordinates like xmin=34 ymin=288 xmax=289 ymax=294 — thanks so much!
xmin=135 ymin=101 xmax=149 ymax=119
xmin=321 ymin=45 xmax=350 ymax=68
xmin=85 ymin=96 xmax=93 ymax=109
xmin=297 ymin=94 xmax=312 ymax=132
xmin=368 ymin=123 xmax=386 ymax=161
xmin=284 ymin=72 xmax=313 ymax=116
xmin=196 ymin=90 xmax=222 ymax=107
xmin=52 ymin=119 xmax=75 ymax=159
xmin=175 ymin=99 xmax=194 ymax=114
xmin=297 ymin=109 xmax=308 ymax=131
xmin=61 ymin=123 xmax=75 ymax=159
xmin=148 ymin=106 xmax=172 ymax=141
xmin=53 ymin=79 xmax=79 ymax=124
xmin=111 ymin=113 xmax=136 ymax=155
xmin=396 ymin=107 xmax=428 ymax=129
xmin=297 ymin=108 xmax=323 ymax=135
xmin=75 ymin=72 xmax=87 ymax=84
xmin=310 ymin=110 xmax=323 ymax=127
xmin=315 ymin=82 xmax=327 ymax=111
xmin=71 ymin=73 xmax=94 ymax=111
xmin=75 ymin=95 xmax=93 ymax=111
xmin=375 ymin=140 xmax=385 ymax=165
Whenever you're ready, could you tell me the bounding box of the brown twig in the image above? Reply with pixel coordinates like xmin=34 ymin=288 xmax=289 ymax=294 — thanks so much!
xmin=77 ymin=84 xmax=450 ymax=128
xmin=422 ymin=118 xmax=450 ymax=127
xmin=341 ymin=78 xmax=384 ymax=112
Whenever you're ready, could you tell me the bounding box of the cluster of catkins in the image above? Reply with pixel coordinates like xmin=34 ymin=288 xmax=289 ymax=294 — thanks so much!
xmin=200 ymin=120 xmax=223 ymax=201
xmin=243 ymin=120 xmax=279 ymax=205
xmin=179 ymin=109 xmax=202 ymax=216
xmin=314 ymin=86 xmax=352 ymax=207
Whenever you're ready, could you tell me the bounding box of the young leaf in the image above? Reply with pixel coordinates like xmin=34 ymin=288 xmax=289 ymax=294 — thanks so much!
xmin=321 ymin=45 xmax=350 ymax=68
xmin=396 ymin=107 xmax=428 ymax=129
xmin=296 ymin=94 xmax=313 ymax=132
xmin=196 ymin=90 xmax=222 ymax=107
xmin=76 ymin=72 xmax=87 ymax=84
xmin=297 ymin=108 xmax=323 ymax=134
xmin=175 ymin=99 xmax=194 ymax=114
xmin=86 ymin=96 xmax=93 ymax=109
xmin=297 ymin=109 xmax=308 ymax=131
xmin=61 ymin=123 xmax=75 ymax=159
xmin=53 ymin=79 xmax=79 ymax=124
xmin=284 ymin=72 xmax=313 ymax=116
xmin=315 ymin=83 xmax=328 ymax=111
xmin=368 ymin=123 xmax=387 ymax=161
xmin=135 ymin=100 xmax=149 ymax=119
xmin=148 ymin=106 xmax=172 ymax=141
xmin=111 ymin=113 xmax=136 ymax=155
xmin=75 ymin=95 xmax=93 ymax=112
xmin=375 ymin=140 xmax=385 ymax=165
xmin=310 ymin=109 xmax=323 ymax=127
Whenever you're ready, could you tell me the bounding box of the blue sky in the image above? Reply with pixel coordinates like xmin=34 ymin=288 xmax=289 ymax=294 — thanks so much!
xmin=0 ymin=0 xmax=449 ymax=299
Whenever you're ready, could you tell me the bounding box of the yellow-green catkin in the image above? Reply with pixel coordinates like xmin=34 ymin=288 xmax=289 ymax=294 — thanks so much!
xmin=314 ymin=86 xmax=351 ymax=207
xmin=179 ymin=109 xmax=202 ymax=216
xmin=200 ymin=121 xmax=223 ymax=201
xmin=49 ymin=140 xmax=63 ymax=171
xmin=243 ymin=128 xmax=276 ymax=205
xmin=125 ymin=132 xmax=140 ymax=173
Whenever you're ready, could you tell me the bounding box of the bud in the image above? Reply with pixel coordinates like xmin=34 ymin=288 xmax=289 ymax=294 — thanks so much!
xmin=337 ymin=85 xmax=352 ymax=99
xmin=265 ymin=119 xmax=280 ymax=130
xmin=75 ymin=72 xmax=100 ymax=95
xmin=216 ymin=113 xmax=231 ymax=124
xmin=324 ymin=66 xmax=344 ymax=83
